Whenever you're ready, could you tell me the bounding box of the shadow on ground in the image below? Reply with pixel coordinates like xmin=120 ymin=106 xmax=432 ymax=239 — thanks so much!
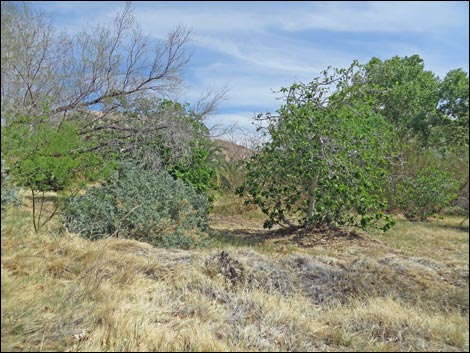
xmin=209 ymin=225 xmax=373 ymax=249
xmin=435 ymin=222 xmax=469 ymax=233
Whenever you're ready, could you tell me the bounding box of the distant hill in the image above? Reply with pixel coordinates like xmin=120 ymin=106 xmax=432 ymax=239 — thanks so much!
xmin=212 ymin=138 xmax=254 ymax=162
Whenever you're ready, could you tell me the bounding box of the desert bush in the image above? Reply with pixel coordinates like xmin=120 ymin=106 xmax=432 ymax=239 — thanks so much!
xmin=1 ymin=157 xmax=21 ymax=212
xmin=396 ymin=166 xmax=458 ymax=221
xmin=62 ymin=163 xmax=210 ymax=249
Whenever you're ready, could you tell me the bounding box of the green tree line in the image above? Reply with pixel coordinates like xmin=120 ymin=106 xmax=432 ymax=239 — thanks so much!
xmin=1 ymin=1 xmax=468 ymax=247
xmin=239 ymin=56 xmax=468 ymax=229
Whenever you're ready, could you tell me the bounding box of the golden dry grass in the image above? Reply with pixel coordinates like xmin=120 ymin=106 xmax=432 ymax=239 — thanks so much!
xmin=1 ymin=202 xmax=469 ymax=352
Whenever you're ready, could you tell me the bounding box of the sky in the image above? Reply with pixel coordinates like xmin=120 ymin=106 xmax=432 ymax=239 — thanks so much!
xmin=34 ymin=1 xmax=469 ymax=137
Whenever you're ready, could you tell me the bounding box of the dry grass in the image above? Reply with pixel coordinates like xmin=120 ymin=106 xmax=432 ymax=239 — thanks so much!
xmin=321 ymin=297 xmax=468 ymax=351
xmin=1 ymin=202 xmax=469 ymax=352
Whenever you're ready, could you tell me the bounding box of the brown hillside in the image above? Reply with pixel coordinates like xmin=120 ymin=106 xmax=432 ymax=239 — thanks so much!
xmin=213 ymin=138 xmax=254 ymax=162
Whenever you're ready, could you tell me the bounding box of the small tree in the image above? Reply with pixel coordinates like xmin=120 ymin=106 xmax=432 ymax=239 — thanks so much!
xmin=1 ymin=113 xmax=107 ymax=232
xmin=239 ymin=62 xmax=395 ymax=231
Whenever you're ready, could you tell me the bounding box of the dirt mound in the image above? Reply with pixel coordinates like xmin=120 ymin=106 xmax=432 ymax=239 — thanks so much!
xmin=205 ymin=250 xmax=296 ymax=295
xmin=203 ymin=249 xmax=469 ymax=310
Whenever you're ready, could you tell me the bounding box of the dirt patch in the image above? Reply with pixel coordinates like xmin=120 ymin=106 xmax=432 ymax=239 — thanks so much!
xmin=282 ymin=255 xmax=350 ymax=304
xmin=211 ymin=221 xmax=376 ymax=250
xmin=270 ymin=225 xmax=375 ymax=248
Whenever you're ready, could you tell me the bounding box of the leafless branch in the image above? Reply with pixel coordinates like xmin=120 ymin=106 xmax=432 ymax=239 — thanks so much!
xmin=2 ymin=2 xmax=191 ymax=122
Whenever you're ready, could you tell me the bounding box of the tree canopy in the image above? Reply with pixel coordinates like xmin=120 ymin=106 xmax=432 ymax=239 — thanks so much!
xmin=239 ymin=62 xmax=395 ymax=230
xmin=0 ymin=1 xmax=221 ymax=232
xmin=240 ymin=56 xmax=468 ymax=229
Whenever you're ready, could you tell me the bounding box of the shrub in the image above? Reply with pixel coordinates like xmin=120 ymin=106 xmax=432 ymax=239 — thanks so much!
xmin=62 ymin=164 xmax=210 ymax=249
xmin=1 ymin=157 xmax=21 ymax=213
xmin=396 ymin=166 xmax=458 ymax=221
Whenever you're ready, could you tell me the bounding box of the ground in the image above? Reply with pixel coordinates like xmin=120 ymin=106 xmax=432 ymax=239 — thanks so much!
xmin=1 ymin=198 xmax=469 ymax=352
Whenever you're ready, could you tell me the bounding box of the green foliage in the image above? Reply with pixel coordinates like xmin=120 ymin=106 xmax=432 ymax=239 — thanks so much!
xmin=2 ymin=114 xmax=106 ymax=192
xmin=62 ymin=163 xmax=210 ymax=249
xmin=216 ymin=159 xmax=246 ymax=192
xmin=164 ymin=105 xmax=218 ymax=197
xmin=385 ymin=143 xmax=467 ymax=217
xmin=1 ymin=113 xmax=111 ymax=231
xmin=395 ymin=166 xmax=459 ymax=221
xmin=239 ymin=62 xmax=395 ymax=231
xmin=168 ymin=146 xmax=217 ymax=197
xmin=363 ymin=55 xmax=440 ymax=144
xmin=110 ymin=98 xmax=218 ymax=197
xmin=438 ymin=69 xmax=469 ymax=122
xmin=357 ymin=56 xmax=468 ymax=221
xmin=431 ymin=69 xmax=469 ymax=153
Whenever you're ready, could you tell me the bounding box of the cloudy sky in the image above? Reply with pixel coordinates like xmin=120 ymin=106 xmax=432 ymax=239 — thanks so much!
xmin=35 ymin=1 xmax=469 ymax=134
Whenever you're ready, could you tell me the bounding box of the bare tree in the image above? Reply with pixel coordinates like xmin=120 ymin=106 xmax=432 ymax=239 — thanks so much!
xmin=1 ymin=1 xmax=227 ymax=167
xmin=192 ymin=86 xmax=229 ymax=119
xmin=2 ymin=2 xmax=189 ymax=123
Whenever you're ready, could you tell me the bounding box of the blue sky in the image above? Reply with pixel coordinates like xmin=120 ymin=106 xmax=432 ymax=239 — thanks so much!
xmin=34 ymin=1 xmax=469 ymax=135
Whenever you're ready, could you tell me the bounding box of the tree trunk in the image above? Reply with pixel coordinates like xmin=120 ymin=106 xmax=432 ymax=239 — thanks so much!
xmin=307 ymin=170 xmax=320 ymax=219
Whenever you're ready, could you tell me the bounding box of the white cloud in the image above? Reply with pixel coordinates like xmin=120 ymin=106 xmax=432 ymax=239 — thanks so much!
xmin=279 ymin=1 xmax=464 ymax=33
xmin=133 ymin=1 xmax=466 ymax=37
xmin=186 ymin=62 xmax=301 ymax=111
xmin=35 ymin=1 xmax=470 ymax=133
xmin=193 ymin=34 xmax=325 ymax=74
xmin=205 ymin=113 xmax=257 ymax=131
xmin=134 ymin=4 xmax=265 ymax=37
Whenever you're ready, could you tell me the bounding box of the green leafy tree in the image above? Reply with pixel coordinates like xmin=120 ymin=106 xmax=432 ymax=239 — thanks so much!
xmin=1 ymin=113 xmax=108 ymax=232
xmin=363 ymin=55 xmax=440 ymax=145
xmin=431 ymin=69 xmax=469 ymax=153
xmin=108 ymin=98 xmax=218 ymax=196
xmin=437 ymin=69 xmax=469 ymax=124
xmin=239 ymin=62 xmax=395 ymax=231
xmin=433 ymin=69 xmax=469 ymax=217
xmin=361 ymin=56 xmax=468 ymax=220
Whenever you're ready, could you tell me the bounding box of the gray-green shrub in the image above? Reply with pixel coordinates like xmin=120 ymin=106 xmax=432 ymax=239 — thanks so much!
xmin=62 ymin=164 xmax=210 ymax=249
xmin=1 ymin=157 xmax=21 ymax=213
